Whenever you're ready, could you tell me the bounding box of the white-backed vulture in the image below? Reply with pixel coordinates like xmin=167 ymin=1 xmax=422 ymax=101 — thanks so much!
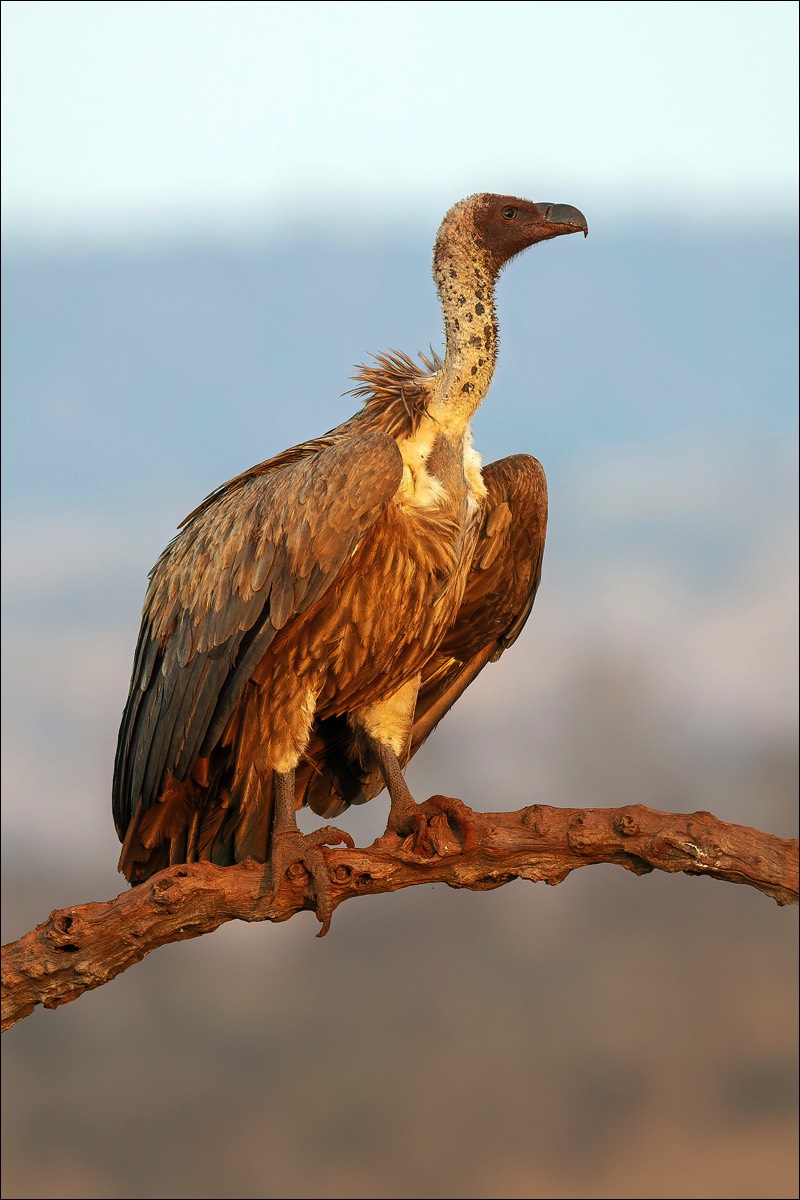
xmin=113 ymin=193 xmax=588 ymax=932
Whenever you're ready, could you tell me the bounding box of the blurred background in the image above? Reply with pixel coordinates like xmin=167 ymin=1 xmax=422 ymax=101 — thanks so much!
xmin=2 ymin=2 xmax=797 ymax=1198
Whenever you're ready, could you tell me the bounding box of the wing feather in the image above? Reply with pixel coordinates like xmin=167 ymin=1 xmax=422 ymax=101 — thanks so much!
xmin=411 ymin=454 xmax=547 ymax=736
xmin=113 ymin=431 xmax=403 ymax=837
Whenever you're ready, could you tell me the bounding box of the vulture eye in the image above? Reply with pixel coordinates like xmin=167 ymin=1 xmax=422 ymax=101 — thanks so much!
xmin=502 ymin=206 xmax=517 ymax=220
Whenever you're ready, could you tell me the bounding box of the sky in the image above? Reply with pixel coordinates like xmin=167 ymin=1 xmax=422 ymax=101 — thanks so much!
xmin=2 ymin=0 xmax=798 ymax=240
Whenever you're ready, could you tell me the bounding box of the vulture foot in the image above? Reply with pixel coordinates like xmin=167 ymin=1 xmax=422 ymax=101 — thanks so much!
xmin=386 ymin=792 xmax=429 ymax=846
xmin=387 ymin=793 xmax=478 ymax=858
xmin=375 ymin=743 xmax=477 ymax=856
xmin=269 ymin=769 xmax=354 ymax=935
xmin=269 ymin=825 xmax=355 ymax=937
xmin=425 ymin=794 xmax=479 ymax=853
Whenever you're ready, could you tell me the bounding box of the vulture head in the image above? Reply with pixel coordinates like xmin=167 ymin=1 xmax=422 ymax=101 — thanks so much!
xmin=436 ymin=192 xmax=588 ymax=275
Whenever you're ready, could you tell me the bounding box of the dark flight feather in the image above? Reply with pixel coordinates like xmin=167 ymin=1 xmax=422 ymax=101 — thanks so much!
xmin=113 ymin=431 xmax=404 ymax=839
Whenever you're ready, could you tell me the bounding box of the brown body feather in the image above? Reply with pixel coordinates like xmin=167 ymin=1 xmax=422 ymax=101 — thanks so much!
xmin=113 ymin=192 xmax=587 ymax=884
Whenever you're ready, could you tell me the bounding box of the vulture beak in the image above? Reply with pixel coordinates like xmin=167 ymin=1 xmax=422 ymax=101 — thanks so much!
xmin=534 ymin=203 xmax=589 ymax=238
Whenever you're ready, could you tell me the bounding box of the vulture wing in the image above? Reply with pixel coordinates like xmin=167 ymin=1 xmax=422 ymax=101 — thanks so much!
xmin=409 ymin=453 xmax=547 ymax=751
xmin=113 ymin=431 xmax=404 ymax=840
xmin=301 ymin=453 xmax=547 ymax=816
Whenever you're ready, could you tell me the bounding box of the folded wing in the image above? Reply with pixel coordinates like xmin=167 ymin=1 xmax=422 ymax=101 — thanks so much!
xmin=113 ymin=431 xmax=404 ymax=843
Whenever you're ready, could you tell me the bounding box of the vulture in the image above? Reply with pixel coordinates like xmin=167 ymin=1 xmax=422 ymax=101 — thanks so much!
xmin=113 ymin=192 xmax=588 ymax=932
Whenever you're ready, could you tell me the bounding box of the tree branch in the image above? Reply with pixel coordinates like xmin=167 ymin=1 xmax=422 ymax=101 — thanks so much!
xmin=3 ymin=800 xmax=797 ymax=1033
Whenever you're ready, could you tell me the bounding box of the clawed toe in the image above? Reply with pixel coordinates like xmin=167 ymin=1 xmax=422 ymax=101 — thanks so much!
xmin=386 ymin=801 xmax=427 ymax=844
xmin=426 ymin=794 xmax=478 ymax=852
xmin=373 ymin=742 xmax=477 ymax=857
xmin=267 ymin=825 xmax=353 ymax=936
xmin=385 ymin=794 xmax=477 ymax=857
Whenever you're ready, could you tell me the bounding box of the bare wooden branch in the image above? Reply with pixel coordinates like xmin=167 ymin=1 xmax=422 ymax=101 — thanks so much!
xmin=3 ymin=800 xmax=797 ymax=1033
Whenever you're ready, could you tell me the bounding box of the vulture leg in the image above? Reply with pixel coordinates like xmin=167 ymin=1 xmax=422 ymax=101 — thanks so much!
xmin=268 ymin=768 xmax=355 ymax=936
xmin=373 ymin=741 xmax=478 ymax=854
xmin=373 ymin=741 xmax=425 ymax=840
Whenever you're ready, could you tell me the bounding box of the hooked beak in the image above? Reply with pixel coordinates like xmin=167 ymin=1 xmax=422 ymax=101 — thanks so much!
xmin=532 ymin=203 xmax=589 ymax=239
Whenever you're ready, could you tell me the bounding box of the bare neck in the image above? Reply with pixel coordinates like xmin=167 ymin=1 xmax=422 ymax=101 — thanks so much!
xmin=429 ymin=224 xmax=499 ymax=434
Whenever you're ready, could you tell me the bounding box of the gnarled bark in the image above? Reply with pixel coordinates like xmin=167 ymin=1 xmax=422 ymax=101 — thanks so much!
xmin=2 ymin=800 xmax=797 ymax=1033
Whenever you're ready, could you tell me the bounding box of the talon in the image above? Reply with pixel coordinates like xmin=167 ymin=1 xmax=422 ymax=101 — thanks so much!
xmin=374 ymin=741 xmax=473 ymax=857
xmin=386 ymin=800 xmax=425 ymax=841
xmin=427 ymin=794 xmax=479 ymax=851
xmin=267 ymin=824 xmax=351 ymax=934
xmin=385 ymin=792 xmax=477 ymax=857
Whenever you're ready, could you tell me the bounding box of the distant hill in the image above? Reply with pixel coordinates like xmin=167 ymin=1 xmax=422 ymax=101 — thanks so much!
xmin=2 ymin=225 xmax=796 ymax=517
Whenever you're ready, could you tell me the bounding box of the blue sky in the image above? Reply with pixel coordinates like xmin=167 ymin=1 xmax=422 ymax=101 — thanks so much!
xmin=2 ymin=0 xmax=797 ymax=239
